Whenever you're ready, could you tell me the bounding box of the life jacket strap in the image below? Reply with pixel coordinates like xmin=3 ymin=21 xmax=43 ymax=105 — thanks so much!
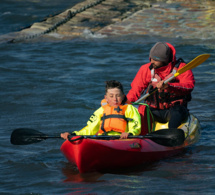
xmin=101 ymin=114 xmax=133 ymax=122
xmin=100 ymin=114 xmax=133 ymax=134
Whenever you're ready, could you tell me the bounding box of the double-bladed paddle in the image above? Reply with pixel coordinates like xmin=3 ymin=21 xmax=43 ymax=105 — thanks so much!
xmin=10 ymin=55 xmax=210 ymax=148
xmin=10 ymin=128 xmax=185 ymax=147
xmin=135 ymin=53 xmax=210 ymax=103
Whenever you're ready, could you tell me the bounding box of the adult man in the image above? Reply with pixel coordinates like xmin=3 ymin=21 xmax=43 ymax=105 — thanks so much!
xmin=127 ymin=42 xmax=195 ymax=134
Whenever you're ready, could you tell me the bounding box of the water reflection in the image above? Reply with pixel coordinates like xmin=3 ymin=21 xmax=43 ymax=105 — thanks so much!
xmin=62 ymin=162 xmax=104 ymax=183
xmin=61 ymin=161 xmax=160 ymax=182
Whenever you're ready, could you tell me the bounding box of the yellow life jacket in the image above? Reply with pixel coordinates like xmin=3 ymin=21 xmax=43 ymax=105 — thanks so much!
xmin=98 ymin=100 xmax=133 ymax=135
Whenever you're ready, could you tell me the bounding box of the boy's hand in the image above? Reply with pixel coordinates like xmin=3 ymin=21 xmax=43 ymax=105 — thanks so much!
xmin=60 ymin=132 xmax=71 ymax=140
xmin=120 ymin=132 xmax=129 ymax=139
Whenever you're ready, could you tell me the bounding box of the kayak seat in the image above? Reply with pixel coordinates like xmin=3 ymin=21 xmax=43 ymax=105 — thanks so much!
xmin=154 ymin=115 xmax=189 ymax=131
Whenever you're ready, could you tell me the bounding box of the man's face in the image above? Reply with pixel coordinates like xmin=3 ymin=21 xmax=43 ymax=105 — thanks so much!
xmin=151 ymin=58 xmax=165 ymax=69
xmin=105 ymin=88 xmax=125 ymax=107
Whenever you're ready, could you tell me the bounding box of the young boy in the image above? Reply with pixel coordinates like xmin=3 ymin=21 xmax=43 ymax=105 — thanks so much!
xmin=61 ymin=80 xmax=141 ymax=139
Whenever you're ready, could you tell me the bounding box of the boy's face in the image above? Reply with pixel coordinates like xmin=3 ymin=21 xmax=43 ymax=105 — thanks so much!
xmin=105 ymin=88 xmax=125 ymax=107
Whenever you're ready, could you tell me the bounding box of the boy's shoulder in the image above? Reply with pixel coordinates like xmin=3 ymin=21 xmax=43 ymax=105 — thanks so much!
xmin=127 ymin=104 xmax=139 ymax=110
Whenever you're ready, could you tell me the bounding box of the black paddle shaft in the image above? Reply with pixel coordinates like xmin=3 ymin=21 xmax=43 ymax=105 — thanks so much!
xmin=10 ymin=128 xmax=185 ymax=147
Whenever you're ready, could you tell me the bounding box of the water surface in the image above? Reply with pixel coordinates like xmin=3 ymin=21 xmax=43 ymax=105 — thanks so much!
xmin=0 ymin=1 xmax=215 ymax=194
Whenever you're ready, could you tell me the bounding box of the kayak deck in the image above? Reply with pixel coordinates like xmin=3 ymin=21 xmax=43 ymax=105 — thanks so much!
xmin=60 ymin=114 xmax=200 ymax=173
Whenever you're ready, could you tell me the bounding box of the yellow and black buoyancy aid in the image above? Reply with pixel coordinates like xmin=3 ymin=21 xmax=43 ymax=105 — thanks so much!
xmin=98 ymin=100 xmax=133 ymax=135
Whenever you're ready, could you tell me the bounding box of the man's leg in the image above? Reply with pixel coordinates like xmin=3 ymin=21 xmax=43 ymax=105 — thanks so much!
xmin=150 ymin=108 xmax=168 ymax=123
xmin=168 ymin=105 xmax=189 ymax=128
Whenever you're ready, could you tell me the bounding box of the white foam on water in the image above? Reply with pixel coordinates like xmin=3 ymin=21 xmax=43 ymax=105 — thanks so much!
xmin=82 ymin=29 xmax=107 ymax=39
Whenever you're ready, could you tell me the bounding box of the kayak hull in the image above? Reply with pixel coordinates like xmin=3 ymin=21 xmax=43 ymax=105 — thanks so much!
xmin=60 ymin=114 xmax=200 ymax=173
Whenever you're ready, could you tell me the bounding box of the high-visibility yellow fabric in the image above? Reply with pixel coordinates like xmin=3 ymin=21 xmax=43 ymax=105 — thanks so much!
xmin=74 ymin=104 xmax=141 ymax=136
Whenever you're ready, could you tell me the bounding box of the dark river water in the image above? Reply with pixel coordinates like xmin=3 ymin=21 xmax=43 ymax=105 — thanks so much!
xmin=0 ymin=0 xmax=215 ymax=194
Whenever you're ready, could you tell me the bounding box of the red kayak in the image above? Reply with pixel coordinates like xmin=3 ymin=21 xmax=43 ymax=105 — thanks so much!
xmin=60 ymin=114 xmax=200 ymax=173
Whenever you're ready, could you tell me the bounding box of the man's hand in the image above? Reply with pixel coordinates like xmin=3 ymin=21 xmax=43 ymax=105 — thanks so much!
xmin=156 ymin=80 xmax=168 ymax=92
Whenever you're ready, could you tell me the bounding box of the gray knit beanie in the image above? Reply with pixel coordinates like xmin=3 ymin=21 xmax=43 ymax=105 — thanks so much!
xmin=149 ymin=42 xmax=171 ymax=63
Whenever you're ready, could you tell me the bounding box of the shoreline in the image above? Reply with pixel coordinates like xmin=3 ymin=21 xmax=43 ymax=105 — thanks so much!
xmin=1 ymin=0 xmax=215 ymax=43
